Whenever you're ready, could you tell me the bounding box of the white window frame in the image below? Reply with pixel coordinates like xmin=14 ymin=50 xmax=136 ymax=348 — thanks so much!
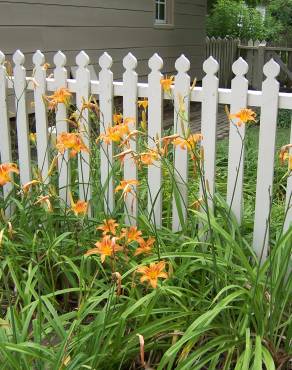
xmin=155 ymin=0 xmax=167 ymax=24
xmin=154 ymin=0 xmax=174 ymax=27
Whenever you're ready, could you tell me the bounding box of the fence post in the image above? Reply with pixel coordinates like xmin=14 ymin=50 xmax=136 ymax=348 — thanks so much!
xmin=227 ymin=57 xmax=249 ymax=223
xmin=148 ymin=53 xmax=163 ymax=227
xmin=253 ymin=59 xmax=280 ymax=260
xmin=99 ymin=52 xmax=114 ymax=214
xmin=172 ymin=55 xmax=190 ymax=232
xmin=0 ymin=51 xmax=13 ymax=203
xmin=255 ymin=41 xmax=267 ymax=90
xmin=75 ymin=51 xmax=91 ymax=206
xmin=200 ymin=56 xmax=219 ymax=210
xmin=32 ymin=50 xmax=49 ymax=183
xmin=54 ymin=51 xmax=70 ymax=205
xmin=123 ymin=53 xmax=138 ymax=225
xmin=246 ymin=39 xmax=254 ymax=85
xmin=13 ymin=50 xmax=31 ymax=185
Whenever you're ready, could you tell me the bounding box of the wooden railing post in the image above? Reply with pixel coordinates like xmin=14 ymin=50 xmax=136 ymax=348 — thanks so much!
xmin=255 ymin=41 xmax=267 ymax=90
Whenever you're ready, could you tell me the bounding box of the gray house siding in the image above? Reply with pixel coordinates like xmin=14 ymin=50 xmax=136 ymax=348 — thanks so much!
xmin=0 ymin=0 xmax=206 ymax=80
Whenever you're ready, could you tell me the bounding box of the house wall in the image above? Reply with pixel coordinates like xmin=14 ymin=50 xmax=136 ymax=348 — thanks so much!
xmin=0 ymin=0 xmax=206 ymax=80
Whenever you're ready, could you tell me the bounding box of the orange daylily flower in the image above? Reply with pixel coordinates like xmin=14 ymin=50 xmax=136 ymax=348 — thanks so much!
xmin=138 ymin=99 xmax=148 ymax=110
xmin=115 ymin=179 xmax=139 ymax=199
xmin=97 ymin=219 xmax=119 ymax=236
xmin=134 ymin=237 xmax=155 ymax=256
xmin=85 ymin=235 xmax=123 ymax=263
xmin=0 ymin=163 xmax=19 ymax=186
xmin=120 ymin=226 xmax=142 ymax=243
xmin=56 ymin=132 xmax=89 ymax=157
xmin=113 ymin=113 xmax=123 ymax=125
xmin=279 ymin=144 xmax=292 ymax=170
xmin=45 ymin=87 xmax=72 ymax=110
xmin=229 ymin=108 xmax=256 ymax=126
xmin=137 ymin=261 xmax=168 ymax=288
xmin=139 ymin=150 xmax=159 ymax=166
xmin=35 ymin=195 xmax=53 ymax=212
xmin=71 ymin=200 xmax=88 ymax=216
xmin=172 ymin=133 xmax=202 ymax=151
xmin=22 ymin=180 xmax=40 ymax=193
xmin=160 ymin=75 xmax=174 ymax=92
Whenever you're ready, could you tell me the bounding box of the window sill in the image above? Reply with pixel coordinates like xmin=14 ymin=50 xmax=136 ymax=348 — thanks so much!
xmin=153 ymin=23 xmax=175 ymax=30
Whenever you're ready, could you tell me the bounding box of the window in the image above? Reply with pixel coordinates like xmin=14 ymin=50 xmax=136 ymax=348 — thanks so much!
xmin=155 ymin=0 xmax=173 ymax=26
xmin=155 ymin=0 xmax=167 ymax=23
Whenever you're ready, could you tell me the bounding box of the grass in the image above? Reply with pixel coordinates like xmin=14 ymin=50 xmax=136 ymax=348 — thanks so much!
xmin=0 ymin=104 xmax=291 ymax=369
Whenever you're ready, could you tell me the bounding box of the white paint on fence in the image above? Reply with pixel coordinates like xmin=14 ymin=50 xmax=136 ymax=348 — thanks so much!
xmin=0 ymin=52 xmax=13 ymax=200
xmin=253 ymin=59 xmax=280 ymax=260
xmin=227 ymin=58 xmax=249 ymax=223
xmin=1 ymin=49 xmax=292 ymax=261
xmin=172 ymin=55 xmax=190 ymax=232
xmin=75 ymin=51 xmax=91 ymax=206
xmin=148 ymin=53 xmax=163 ymax=227
xmin=99 ymin=52 xmax=114 ymax=214
xmin=32 ymin=50 xmax=49 ymax=183
xmin=200 ymin=57 xmax=219 ymax=209
xmin=13 ymin=50 xmax=31 ymax=185
xmin=54 ymin=51 xmax=70 ymax=205
xmin=123 ymin=53 xmax=138 ymax=225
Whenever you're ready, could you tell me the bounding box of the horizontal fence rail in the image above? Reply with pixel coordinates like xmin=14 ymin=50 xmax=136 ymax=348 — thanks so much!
xmin=0 ymin=49 xmax=292 ymax=261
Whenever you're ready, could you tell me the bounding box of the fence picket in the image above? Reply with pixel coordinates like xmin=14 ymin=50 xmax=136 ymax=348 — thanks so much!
xmin=75 ymin=51 xmax=91 ymax=205
xmin=99 ymin=52 xmax=114 ymax=213
xmin=200 ymin=57 xmax=219 ymax=209
xmin=148 ymin=53 xmax=163 ymax=227
xmin=172 ymin=55 xmax=190 ymax=232
xmin=253 ymin=59 xmax=280 ymax=259
xmin=13 ymin=50 xmax=31 ymax=185
xmin=123 ymin=53 xmax=138 ymax=225
xmin=32 ymin=50 xmax=49 ymax=183
xmin=0 ymin=52 xmax=13 ymax=201
xmin=54 ymin=51 xmax=70 ymax=204
xmin=227 ymin=57 xmax=249 ymax=223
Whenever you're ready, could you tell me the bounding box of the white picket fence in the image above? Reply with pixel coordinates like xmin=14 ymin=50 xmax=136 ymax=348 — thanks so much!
xmin=1 ymin=49 xmax=292 ymax=260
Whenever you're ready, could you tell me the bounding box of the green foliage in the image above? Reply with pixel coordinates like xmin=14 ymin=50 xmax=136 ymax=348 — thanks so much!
xmin=206 ymin=0 xmax=281 ymax=41
xmin=266 ymin=0 xmax=292 ymax=43
xmin=0 ymin=121 xmax=291 ymax=369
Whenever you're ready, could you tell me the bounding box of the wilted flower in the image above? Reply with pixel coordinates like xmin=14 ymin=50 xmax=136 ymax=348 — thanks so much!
xmin=22 ymin=179 xmax=40 ymax=193
xmin=279 ymin=144 xmax=292 ymax=170
xmin=35 ymin=195 xmax=53 ymax=212
xmin=138 ymin=99 xmax=148 ymax=110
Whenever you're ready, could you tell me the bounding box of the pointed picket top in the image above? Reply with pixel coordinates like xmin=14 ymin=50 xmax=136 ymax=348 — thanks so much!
xmin=203 ymin=56 xmax=219 ymax=75
xmin=254 ymin=39 xmax=261 ymax=47
xmin=99 ymin=52 xmax=113 ymax=69
xmin=13 ymin=49 xmax=25 ymax=65
xmin=148 ymin=53 xmax=163 ymax=72
xmin=206 ymin=36 xmax=210 ymax=42
xmin=0 ymin=51 xmax=5 ymax=65
xmin=263 ymin=58 xmax=280 ymax=79
xmin=76 ymin=50 xmax=90 ymax=68
xmin=33 ymin=50 xmax=45 ymax=67
xmin=54 ymin=50 xmax=66 ymax=67
xmin=123 ymin=52 xmax=137 ymax=71
xmin=211 ymin=36 xmax=216 ymax=42
xmin=232 ymin=57 xmax=248 ymax=76
xmin=248 ymin=39 xmax=253 ymax=46
xmin=175 ymin=54 xmax=190 ymax=73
